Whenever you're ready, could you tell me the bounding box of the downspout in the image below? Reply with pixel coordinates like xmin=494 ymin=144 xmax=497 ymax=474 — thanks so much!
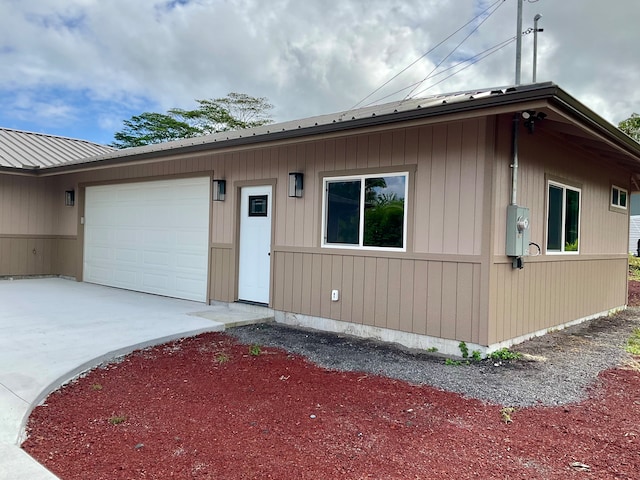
xmin=511 ymin=113 xmax=519 ymax=205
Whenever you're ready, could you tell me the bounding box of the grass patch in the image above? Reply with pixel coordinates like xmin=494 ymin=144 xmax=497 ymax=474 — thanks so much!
xmin=626 ymin=328 xmax=640 ymax=356
xmin=108 ymin=415 xmax=127 ymax=425
xmin=629 ymin=255 xmax=640 ymax=281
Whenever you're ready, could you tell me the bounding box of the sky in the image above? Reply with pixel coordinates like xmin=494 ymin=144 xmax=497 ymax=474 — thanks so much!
xmin=0 ymin=0 xmax=638 ymax=146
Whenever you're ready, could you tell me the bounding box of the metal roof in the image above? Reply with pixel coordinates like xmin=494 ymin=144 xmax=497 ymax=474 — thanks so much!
xmin=0 ymin=128 xmax=115 ymax=169
xmin=2 ymin=82 xmax=640 ymax=175
xmin=59 ymin=85 xmax=520 ymax=166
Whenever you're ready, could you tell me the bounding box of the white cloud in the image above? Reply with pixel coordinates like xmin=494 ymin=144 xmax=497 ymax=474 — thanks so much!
xmin=0 ymin=0 xmax=639 ymax=142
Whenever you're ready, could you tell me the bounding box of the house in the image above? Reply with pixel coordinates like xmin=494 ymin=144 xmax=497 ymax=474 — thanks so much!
xmin=629 ymin=194 xmax=640 ymax=255
xmin=1 ymin=82 xmax=639 ymax=355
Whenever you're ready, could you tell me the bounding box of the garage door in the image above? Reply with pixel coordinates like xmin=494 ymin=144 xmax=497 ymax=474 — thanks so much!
xmin=83 ymin=177 xmax=210 ymax=302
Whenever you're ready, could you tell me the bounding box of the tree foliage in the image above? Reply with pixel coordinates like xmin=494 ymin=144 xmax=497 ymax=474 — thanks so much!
xmin=111 ymin=93 xmax=274 ymax=148
xmin=619 ymin=113 xmax=640 ymax=142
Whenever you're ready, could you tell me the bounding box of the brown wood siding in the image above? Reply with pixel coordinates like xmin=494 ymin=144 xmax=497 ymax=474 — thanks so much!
xmin=54 ymin=118 xmax=487 ymax=254
xmin=0 ymin=175 xmax=63 ymax=235
xmin=25 ymin=118 xmax=488 ymax=300
xmin=0 ymin=235 xmax=75 ymax=277
xmin=488 ymin=257 xmax=627 ymax=344
xmin=493 ymin=115 xmax=630 ymax=257
xmin=209 ymin=245 xmax=234 ymax=302
xmin=272 ymin=249 xmax=483 ymax=343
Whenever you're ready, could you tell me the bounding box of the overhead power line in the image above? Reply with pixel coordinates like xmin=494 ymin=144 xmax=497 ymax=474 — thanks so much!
xmin=362 ymin=36 xmax=517 ymax=107
xmin=402 ymin=0 xmax=507 ymax=101
xmin=349 ymin=0 xmax=506 ymax=111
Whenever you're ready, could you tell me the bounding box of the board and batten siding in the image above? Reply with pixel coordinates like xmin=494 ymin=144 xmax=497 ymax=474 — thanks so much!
xmin=488 ymin=115 xmax=630 ymax=344
xmin=489 ymin=258 xmax=627 ymax=344
xmin=271 ymin=251 xmax=483 ymax=343
xmin=0 ymin=174 xmax=78 ymax=276
xmin=3 ymin=117 xmax=490 ymax=342
xmin=493 ymin=115 xmax=630 ymax=257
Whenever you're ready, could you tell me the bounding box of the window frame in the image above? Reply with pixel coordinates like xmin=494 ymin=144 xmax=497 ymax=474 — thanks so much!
xmin=545 ymin=179 xmax=581 ymax=255
xmin=321 ymin=171 xmax=409 ymax=252
xmin=610 ymin=184 xmax=628 ymax=211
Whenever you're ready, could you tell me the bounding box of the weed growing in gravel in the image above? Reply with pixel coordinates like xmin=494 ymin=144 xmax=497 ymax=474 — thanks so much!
xmin=459 ymin=341 xmax=469 ymax=358
xmin=91 ymin=384 xmax=103 ymax=391
xmin=425 ymin=347 xmax=438 ymax=353
xmin=249 ymin=344 xmax=262 ymax=356
xmin=445 ymin=358 xmax=466 ymax=366
xmin=626 ymin=328 xmax=640 ymax=356
xmin=108 ymin=415 xmax=127 ymax=425
xmin=500 ymin=407 xmax=516 ymax=424
xmin=216 ymin=353 xmax=230 ymax=363
xmin=446 ymin=343 xmax=483 ymax=365
xmin=488 ymin=348 xmax=521 ymax=361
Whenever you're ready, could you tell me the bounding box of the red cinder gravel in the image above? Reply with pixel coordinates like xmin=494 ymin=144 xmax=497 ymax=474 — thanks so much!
xmin=628 ymin=280 xmax=640 ymax=307
xmin=22 ymin=333 xmax=640 ymax=480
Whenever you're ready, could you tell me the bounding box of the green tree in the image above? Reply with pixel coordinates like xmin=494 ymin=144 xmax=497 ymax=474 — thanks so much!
xmin=619 ymin=113 xmax=640 ymax=142
xmin=111 ymin=112 xmax=201 ymax=148
xmin=111 ymin=92 xmax=274 ymax=148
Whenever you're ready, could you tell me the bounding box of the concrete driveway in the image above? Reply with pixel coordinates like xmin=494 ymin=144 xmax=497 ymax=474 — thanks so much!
xmin=0 ymin=277 xmax=272 ymax=479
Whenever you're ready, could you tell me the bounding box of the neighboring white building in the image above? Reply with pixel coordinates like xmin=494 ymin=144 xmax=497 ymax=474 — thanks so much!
xmin=630 ymin=194 xmax=640 ymax=255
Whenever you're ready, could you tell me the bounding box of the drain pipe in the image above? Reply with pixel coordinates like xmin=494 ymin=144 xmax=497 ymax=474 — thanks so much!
xmin=511 ymin=113 xmax=519 ymax=205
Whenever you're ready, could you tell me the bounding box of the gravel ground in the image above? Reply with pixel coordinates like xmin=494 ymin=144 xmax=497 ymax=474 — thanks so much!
xmin=230 ymin=308 xmax=640 ymax=407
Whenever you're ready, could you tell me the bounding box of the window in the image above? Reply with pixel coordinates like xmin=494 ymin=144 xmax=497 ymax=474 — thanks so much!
xmin=546 ymin=181 xmax=580 ymax=253
xmin=611 ymin=185 xmax=628 ymax=209
xmin=323 ymin=172 xmax=408 ymax=250
xmin=248 ymin=195 xmax=268 ymax=217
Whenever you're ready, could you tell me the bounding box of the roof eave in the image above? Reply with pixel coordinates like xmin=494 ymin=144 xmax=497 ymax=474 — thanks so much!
xmin=8 ymin=82 xmax=640 ymax=175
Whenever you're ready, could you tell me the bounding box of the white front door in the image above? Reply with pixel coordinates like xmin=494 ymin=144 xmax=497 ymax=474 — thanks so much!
xmin=238 ymin=185 xmax=272 ymax=304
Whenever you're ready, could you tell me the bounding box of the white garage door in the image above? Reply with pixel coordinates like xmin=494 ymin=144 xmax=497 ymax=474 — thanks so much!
xmin=84 ymin=177 xmax=210 ymax=302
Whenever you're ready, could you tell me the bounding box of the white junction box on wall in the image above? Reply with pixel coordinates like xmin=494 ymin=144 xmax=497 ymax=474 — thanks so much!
xmin=331 ymin=289 xmax=339 ymax=302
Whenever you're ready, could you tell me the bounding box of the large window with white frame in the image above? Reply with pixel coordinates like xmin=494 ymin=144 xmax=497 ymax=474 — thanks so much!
xmin=546 ymin=180 xmax=581 ymax=254
xmin=611 ymin=185 xmax=628 ymax=209
xmin=323 ymin=172 xmax=408 ymax=250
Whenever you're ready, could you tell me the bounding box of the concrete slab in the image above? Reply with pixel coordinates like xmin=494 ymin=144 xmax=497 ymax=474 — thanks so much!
xmin=0 ymin=277 xmax=273 ymax=479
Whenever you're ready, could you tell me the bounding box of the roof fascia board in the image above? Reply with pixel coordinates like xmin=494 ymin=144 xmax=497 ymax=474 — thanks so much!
xmin=548 ymin=88 xmax=640 ymax=158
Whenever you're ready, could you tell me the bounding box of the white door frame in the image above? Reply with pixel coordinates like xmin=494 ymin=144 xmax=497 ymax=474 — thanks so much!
xmin=237 ymin=184 xmax=273 ymax=304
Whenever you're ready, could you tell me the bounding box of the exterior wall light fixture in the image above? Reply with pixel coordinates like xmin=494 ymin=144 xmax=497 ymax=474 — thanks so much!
xmin=212 ymin=179 xmax=226 ymax=201
xmin=288 ymin=172 xmax=303 ymax=198
xmin=522 ymin=110 xmax=546 ymax=134
xmin=65 ymin=190 xmax=75 ymax=206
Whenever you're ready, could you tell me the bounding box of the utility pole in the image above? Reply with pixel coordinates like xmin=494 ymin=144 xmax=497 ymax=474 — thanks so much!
xmin=515 ymin=0 xmax=523 ymax=85
xmin=532 ymin=14 xmax=543 ymax=82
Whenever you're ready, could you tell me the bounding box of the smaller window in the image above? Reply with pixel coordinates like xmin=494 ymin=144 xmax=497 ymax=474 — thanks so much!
xmin=546 ymin=180 xmax=581 ymax=254
xmin=248 ymin=195 xmax=268 ymax=217
xmin=611 ymin=185 xmax=628 ymax=209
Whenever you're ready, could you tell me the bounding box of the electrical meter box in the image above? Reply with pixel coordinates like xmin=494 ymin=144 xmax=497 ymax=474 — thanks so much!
xmin=506 ymin=205 xmax=530 ymax=257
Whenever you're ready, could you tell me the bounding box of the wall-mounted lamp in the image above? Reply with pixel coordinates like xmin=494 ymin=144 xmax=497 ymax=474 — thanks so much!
xmin=212 ymin=179 xmax=226 ymax=201
xmin=521 ymin=110 xmax=547 ymax=134
xmin=288 ymin=172 xmax=303 ymax=198
xmin=65 ymin=190 xmax=75 ymax=206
